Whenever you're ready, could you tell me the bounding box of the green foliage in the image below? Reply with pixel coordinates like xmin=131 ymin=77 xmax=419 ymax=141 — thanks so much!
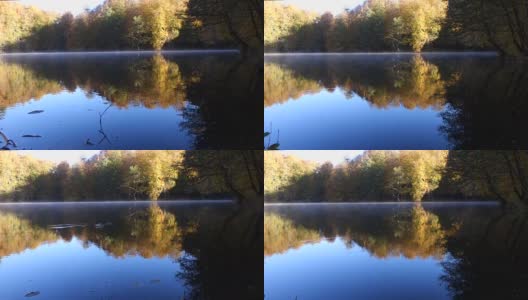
xmin=264 ymin=0 xmax=448 ymax=52
xmin=388 ymin=0 xmax=448 ymax=52
xmin=0 ymin=151 xmax=258 ymax=202
xmin=0 ymin=2 xmax=58 ymax=50
xmin=264 ymin=152 xmax=317 ymax=200
xmin=265 ymin=150 xmax=449 ymax=202
xmin=265 ymin=150 xmax=528 ymax=209
xmin=264 ymin=2 xmax=317 ymax=51
xmin=0 ymin=0 xmax=261 ymax=52
xmin=0 ymin=152 xmax=53 ymax=200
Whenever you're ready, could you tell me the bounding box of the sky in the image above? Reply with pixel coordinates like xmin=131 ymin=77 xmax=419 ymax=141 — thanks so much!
xmin=280 ymin=150 xmax=364 ymax=165
xmin=18 ymin=0 xmax=104 ymax=15
xmin=14 ymin=150 xmax=363 ymax=166
xmin=281 ymin=0 xmax=366 ymax=15
xmin=15 ymin=0 xmax=366 ymax=16
xmin=16 ymin=151 xmax=101 ymax=165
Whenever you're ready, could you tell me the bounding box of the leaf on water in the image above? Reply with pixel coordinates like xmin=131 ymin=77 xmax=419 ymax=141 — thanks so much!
xmin=268 ymin=143 xmax=280 ymax=150
xmin=27 ymin=110 xmax=44 ymax=114
xmin=48 ymin=224 xmax=86 ymax=229
xmin=264 ymin=132 xmax=270 ymax=137
xmin=25 ymin=291 xmax=40 ymax=297
xmin=22 ymin=135 xmax=42 ymax=138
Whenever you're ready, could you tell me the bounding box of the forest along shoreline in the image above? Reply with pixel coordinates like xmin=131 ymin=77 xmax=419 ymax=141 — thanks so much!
xmin=0 ymin=49 xmax=240 ymax=55
xmin=0 ymin=0 xmax=262 ymax=57
xmin=264 ymin=1 xmax=528 ymax=58
xmin=264 ymin=151 xmax=528 ymax=215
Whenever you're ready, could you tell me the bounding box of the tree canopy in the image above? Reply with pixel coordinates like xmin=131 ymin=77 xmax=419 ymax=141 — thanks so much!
xmin=264 ymin=0 xmax=528 ymax=56
xmin=0 ymin=0 xmax=262 ymax=54
xmin=264 ymin=0 xmax=449 ymax=52
xmin=0 ymin=150 xmax=263 ymax=207
xmin=265 ymin=151 xmax=528 ymax=210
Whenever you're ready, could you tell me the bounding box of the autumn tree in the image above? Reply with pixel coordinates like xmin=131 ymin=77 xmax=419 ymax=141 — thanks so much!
xmin=448 ymin=0 xmax=528 ymax=56
xmin=388 ymin=0 xmax=448 ymax=52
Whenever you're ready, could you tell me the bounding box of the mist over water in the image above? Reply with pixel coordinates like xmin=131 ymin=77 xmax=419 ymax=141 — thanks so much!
xmin=264 ymin=53 xmax=528 ymax=149
xmin=0 ymin=51 xmax=261 ymax=150
xmin=264 ymin=202 xmax=528 ymax=300
xmin=0 ymin=201 xmax=262 ymax=300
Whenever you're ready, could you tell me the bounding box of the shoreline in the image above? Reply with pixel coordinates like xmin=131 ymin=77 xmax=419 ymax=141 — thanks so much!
xmin=0 ymin=199 xmax=234 ymax=205
xmin=264 ymin=200 xmax=500 ymax=206
xmin=0 ymin=49 xmax=240 ymax=56
xmin=264 ymin=51 xmax=498 ymax=56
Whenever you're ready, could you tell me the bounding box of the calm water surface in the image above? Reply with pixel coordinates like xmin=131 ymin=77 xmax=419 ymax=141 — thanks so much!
xmin=264 ymin=202 xmax=528 ymax=300
xmin=0 ymin=201 xmax=262 ymax=300
xmin=264 ymin=53 xmax=528 ymax=149
xmin=0 ymin=51 xmax=261 ymax=149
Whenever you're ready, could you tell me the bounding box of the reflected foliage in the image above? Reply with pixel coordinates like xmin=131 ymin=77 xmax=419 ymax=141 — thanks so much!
xmin=0 ymin=202 xmax=263 ymax=298
xmin=177 ymin=206 xmax=262 ymax=299
xmin=0 ymin=53 xmax=261 ymax=149
xmin=390 ymin=205 xmax=448 ymax=258
xmin=0 ymin=212 xmax=58 ymax=258
xmin=264 ymin=55 xmax=448 ymax=110
xmin=264 ymin=54 xmax=528 ymax=148
xmin=0 ymin=61 xmax=63 ymax=108
xmin=264 ymin=213 xmax=320 ymax=256
xmin=439 ymin=59 xmax=528 ymax=149
xmin=0 ymin=54 xmax=191 ymax=109
xmin=264 ymin=62 xmax=322 ymax=106
xmin=440 ymin=212 xmax=528 ymax=299
xmin=265 ymin=203 xmax=528 ymax=298
xmin=264 ymin=205 xmax=451 ymax=259
xmin=90 ymin=204 xmax=187 ymax=258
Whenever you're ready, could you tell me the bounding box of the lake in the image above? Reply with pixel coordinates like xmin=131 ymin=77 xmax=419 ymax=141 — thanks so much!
xmin=0 ymin=201 xmax=262 ymax=300
xmin=264 ymin=202 xmax=528 ymax=300
xmin=0 ymin=51 xmax=261 ymax=150
xmin=264 ymin=53 xmax=528 ymax=149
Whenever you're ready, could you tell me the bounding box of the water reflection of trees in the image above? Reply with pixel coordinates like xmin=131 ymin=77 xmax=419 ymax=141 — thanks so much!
xmin=264 ymin=213 xmax=320 ymax=256
xmin=0 ymin=61 xmax=63 ymax=107
xmin=264 ymin=205 xmax=452 ymax=259
xmin=264 ymin=55 xmax=528 ymax=148
xmin=265 ymin=204 xmax=528 ymax=298
xmin=264 ymin=55 xmax=447 ymax=110
xmin=0 ymin=55 xmax=187 ymax=109
xmin=0 ymin=212 xmax=58 ymax=258
xmin=0 ymin=53 xmax=261 ymax=148
xmin=441 ymin=213 xmax=528 ymax=299
xmin=264 ymin=63 xmax=322 ymax=106
xmin=79 ymin=204 xmax=189 ymax=258
xmin=0 ymin=204 xmax=262 ymax=299
xmin=440 ymin=60 xmax=528 ymax=149
xmin=177 ymin=207 xmax=262 ymax=299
